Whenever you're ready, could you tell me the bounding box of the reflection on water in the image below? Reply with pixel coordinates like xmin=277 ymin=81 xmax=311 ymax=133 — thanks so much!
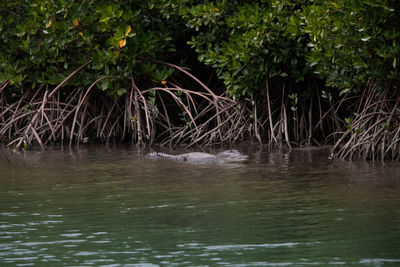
xmin=0 ymin=145 xmax=400 ymax=266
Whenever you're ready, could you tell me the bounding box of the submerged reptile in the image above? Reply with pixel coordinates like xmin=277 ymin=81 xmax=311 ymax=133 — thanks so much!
xmin=146 ymin=149 xmax=248 ymax=164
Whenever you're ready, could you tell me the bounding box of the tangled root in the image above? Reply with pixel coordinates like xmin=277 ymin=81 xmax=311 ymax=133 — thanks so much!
xmin=0 ymin=61 xmax=259 ymax=150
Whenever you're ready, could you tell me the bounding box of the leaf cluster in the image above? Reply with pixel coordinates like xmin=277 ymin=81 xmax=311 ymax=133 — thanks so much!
xmin=181 ymin=0 xmax=310 ymax=99
xmin=0 ymin=0 xmax=179 ymax=96
xmin=159 ymin=0 xmax=399 ymax=98
xmin=303 ymin=0 xmax=400 ymax=92
xmin=1 ymin=0 xmax=399 ymax=100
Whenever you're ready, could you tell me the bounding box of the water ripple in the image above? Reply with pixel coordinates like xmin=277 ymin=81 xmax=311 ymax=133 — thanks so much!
xmin=0 ymin=146 xmax=399 ymax=266
xmin=204 ymin=242 xmax=305 ymax=251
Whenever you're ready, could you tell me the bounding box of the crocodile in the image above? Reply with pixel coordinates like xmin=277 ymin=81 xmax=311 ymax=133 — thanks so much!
xmin=145 ymin=149 xmax=248 ymax=164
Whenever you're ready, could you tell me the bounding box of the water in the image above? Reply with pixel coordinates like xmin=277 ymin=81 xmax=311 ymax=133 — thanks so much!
xmin=0 ymin=145 xmax=399 ymax=266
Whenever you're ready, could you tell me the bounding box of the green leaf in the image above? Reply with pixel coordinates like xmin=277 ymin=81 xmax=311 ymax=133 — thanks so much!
xmin=100 ymin=80 xmax=110 ymax=91
xmin=100 ymin=16 xmax=110 ymax=23
xmin=117 ymin=88 xmax=127 ymax=96
xmin=104 ymin=64 xmax=110 ymax=75
xmin=339 ymin=88 xmax=350 ymax=96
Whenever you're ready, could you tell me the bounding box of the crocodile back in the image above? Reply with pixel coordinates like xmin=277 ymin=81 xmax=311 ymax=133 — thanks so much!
xmin=146 ymin=152 xmax=176 ymax=160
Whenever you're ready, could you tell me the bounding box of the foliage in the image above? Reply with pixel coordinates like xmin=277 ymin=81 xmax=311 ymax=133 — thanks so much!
xmin=0 ymin=0 xmax=180 ymax=97
xmin=171 ymin=0 xmax=311 ymax=99
xmin=2 ymin=0 xmax=399 ymax=100
xmin=155 ymin=0 xmax=399 ymax=99
xmin=302 ymin=0 xmax=400 ymax=92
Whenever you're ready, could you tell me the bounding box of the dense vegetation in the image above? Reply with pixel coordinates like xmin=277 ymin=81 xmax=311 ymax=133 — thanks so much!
xmin=1 ymin=0 xmax=399 ymax=160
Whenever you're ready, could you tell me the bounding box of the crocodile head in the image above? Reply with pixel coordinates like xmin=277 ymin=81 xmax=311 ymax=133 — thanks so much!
xmin=216 ymin=150 xmax=248 ymax=162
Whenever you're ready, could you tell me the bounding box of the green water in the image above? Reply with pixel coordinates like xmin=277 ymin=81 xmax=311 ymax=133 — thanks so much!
xmin=0 ymin=146 xmax=399 ymax=266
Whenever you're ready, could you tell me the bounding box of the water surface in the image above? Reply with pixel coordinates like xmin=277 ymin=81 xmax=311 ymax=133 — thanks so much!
xmin=0 ymin=145 xmax=399 ymax=266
